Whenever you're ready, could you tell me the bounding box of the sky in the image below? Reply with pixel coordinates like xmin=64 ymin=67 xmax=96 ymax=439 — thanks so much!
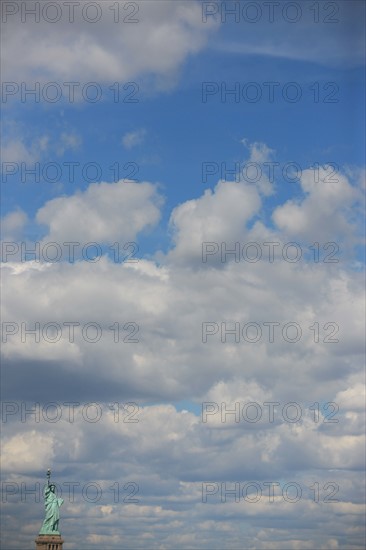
xmin=0 ymin=1 xmax=365 ymax=549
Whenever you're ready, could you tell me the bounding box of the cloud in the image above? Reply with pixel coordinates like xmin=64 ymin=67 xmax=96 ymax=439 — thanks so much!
xmin=1 ymin=134 xmax=50 ymax=164
xmin=35 ymin=179 xmax=164 ymax=243
xmin=334 ymin=383 xmax=366 ymax=412
xmin=240 ymin=138 xmax=276 ymax=195
xmin=166 ymin=138 xmax=281 ymax=265
xmin=167 ymin=180 xmax=261 ymax=265
xmin=1 ymin=400 xmax=365 ymax=548
xmin=1 ymin=139 xmax=37 ymax=164
xmin=1 ymin=129 xmax=81 ymax=165
xmin=1 ymin=172 xmax=364 ymax=405
xmin=211 ymin=1 xmax=365 ymax=68
xmin=272 ymin=166 xmax=364 ymax=246
xmin=56 ymin=132 xmax=82 ymax=156
xmin=1 ymin=1 xmax=218 ymax=88
xmin=1 ymin=210 xmax=28 ymax=240
xmin=1 ymin=142 xmax=364 ymax=549
xmin=122 ymin=129 xmax=146 ymax=150
xmin=167 ymin=143 xmax=365 ymax=267
xmin=2 ymin=431 xmax=55 ymax=473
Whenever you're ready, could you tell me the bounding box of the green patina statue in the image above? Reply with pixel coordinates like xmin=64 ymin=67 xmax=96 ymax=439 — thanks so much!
xmin=39 ymin=469 xmax=64 ymax=535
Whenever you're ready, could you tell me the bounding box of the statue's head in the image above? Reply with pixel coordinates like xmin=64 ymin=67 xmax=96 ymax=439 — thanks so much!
xmin=49 ymin=484 xmax=56 ymax=492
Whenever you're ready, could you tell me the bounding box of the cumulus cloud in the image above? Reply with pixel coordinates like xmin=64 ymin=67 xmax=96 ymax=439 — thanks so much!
xmin=272 ymin=166 xmax=364 ymax=246
xmin=166 ymin=138 xmax=286 ymax=265
xmin=167 ymin=179 xmax=261 ymax=264
xmin=35 ymin=179 xmax=164 ymax=243
xmin=168 ymin=148 xmax=364 ymax=268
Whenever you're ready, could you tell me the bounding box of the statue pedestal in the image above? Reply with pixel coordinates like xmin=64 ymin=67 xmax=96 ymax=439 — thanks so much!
xmin=35 ymin=534 xmax=64 ymax=550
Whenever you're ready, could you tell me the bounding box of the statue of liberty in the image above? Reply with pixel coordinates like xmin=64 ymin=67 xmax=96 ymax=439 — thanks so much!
xmin=39 ymin=469 xmax=64 ymax=535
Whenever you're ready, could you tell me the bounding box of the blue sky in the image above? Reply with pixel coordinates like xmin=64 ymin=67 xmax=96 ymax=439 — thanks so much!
xmin=1 ymin=1 xmax=365 ymax=549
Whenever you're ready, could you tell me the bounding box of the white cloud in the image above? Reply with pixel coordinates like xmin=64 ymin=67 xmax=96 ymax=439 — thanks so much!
xmin=0 ymin=133 xmax=49 ymax=164
xmin=240 ymin=138 xmax=276 ymax=195
xmin=1 ymin=139 xmax=36 ymax=164
xmin=122 ymin=129 xmax=146 ymax=150
xmin=35 ymin=179 xmax=163 ymax=243
xmin=1 ymin=1 xmax=218 ymax=88
xmin=1 ymin=130 xmax=81 ymax=164
xmin=1 ymin=210 xmax=28 ymax=240
xmin=167 ymin=180 xmax=261 ymax=264
xmin=334 ymin=383 xmax=366 ymax=411
xmin=2 ymin=431 xmax=55 ymax=472
xmin=166 ymin=138 xmax=282 ymax=265
xmin=241 ymin=138 xmax=275 ymax=164
xmin=272 ymin=166 xmax=363 ymax=245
